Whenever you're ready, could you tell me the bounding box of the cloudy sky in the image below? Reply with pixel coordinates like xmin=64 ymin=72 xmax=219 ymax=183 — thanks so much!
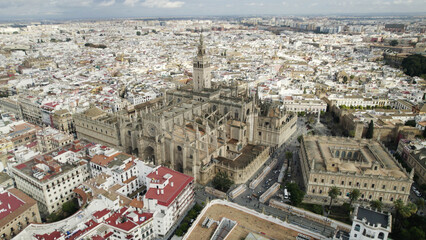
xmin=0 ymin=0 xmax=425 ymax=20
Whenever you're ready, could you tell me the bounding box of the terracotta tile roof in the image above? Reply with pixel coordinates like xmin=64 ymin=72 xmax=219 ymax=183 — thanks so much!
xmin=129 ymin=198 xmax=144 ymax=209
xmin=0 ymin=188 xmax=38 ymax=229
xmin=34 ymin=231 xmax=63 ymax=240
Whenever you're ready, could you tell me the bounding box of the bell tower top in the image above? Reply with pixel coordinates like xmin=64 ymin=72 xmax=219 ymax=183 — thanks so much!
xmin=193 ymin=34 xmax=211 ymax=92
xmin=198 ymin=34 xmax=206 ymax=56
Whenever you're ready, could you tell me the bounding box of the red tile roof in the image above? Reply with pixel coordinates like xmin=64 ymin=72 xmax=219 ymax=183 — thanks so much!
xmin=93 ymin=209 xmax=110 ymax=219
xmin=0 ymin=190 xmax=25 ymax=220
xmin=104 ymin=208 xmax=152 ymax=231
xmin=145 ymin=167 xmax=193 ymax=206
xmin=68 ymin=219 xmax=99 ymax=240
xmin=34 ymin=231 xmax=63 ymax=240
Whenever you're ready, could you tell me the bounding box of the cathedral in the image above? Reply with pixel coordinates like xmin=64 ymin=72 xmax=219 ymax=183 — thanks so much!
xmin=74 ymin=35 xmax=297 ymax=184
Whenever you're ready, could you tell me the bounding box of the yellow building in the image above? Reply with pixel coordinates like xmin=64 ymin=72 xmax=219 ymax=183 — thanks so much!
xmin=300 ymin=135 xmax=413 ymax=204
xmin=0 ymin=188 xmax=41 ymax=239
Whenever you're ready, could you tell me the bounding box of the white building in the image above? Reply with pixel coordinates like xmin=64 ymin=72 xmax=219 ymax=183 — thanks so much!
xmin=327 ymin=94 xmax=389 ymax=108
xmin=283 ymin=96 xmax=327 ymax=113
xmin=11 ymin=141 xmax=91 ymax=214
xmin=89 ymin=149 xmax=141 ymax=197
xmin=350 ymin=206 xmax=392 ymax=240
xmin=143 ymin=166 xmax=194 ymax=238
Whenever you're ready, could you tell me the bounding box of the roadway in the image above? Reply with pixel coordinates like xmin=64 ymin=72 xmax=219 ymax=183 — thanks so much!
xmin=193 ymin=116 xmax=337 ymax=238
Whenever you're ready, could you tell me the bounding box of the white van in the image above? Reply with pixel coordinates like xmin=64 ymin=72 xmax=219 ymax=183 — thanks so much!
xmin=284 ymin=188 xmax=289 ymax=199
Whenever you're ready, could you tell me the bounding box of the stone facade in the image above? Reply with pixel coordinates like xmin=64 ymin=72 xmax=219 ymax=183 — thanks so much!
xmin=73 ymin=106 xmax=121 ymax=148
xmin=300 ymin=135 xmax=413 ymax=204
xmin=17 ymin=95 xmax=42 ymax=126
xmin=74 ymin=36 xmax=297 ymax=185
xmin=0 ymin=188 xmax=41 ymax=240
xmin=52 ymin=109 xmax=74 ymax=134
xmin=397 ymin=139 xmax=426 ymax=185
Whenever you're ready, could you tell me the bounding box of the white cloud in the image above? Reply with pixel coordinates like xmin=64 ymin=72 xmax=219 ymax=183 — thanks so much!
xmin=141 ymin=0 xmax=184 ymax=8
xmin=123 ymin=0 xmax=139 ymax=6
xmin=282 ymin=1 xmax=287 ymax=6
xmin=393 ymin=0 xmax=412 ymax=4
xmin=99 ymin=0 xmax=115 ymax=6
xmin=247 ymin=2 xmax=264 ymax=6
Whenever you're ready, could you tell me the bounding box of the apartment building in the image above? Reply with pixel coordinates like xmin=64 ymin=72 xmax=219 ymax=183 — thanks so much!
xmin=144 ymin=166 xmax=194 ymax=237
xmin=36 ymin=127 xmax=74 ymax=153
xmin=11 ymin=142 xmax=90 ymax=214
xmin=0 ymin=188 xmax=41 ymax=240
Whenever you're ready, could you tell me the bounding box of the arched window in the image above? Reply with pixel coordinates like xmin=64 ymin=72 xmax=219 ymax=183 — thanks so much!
xmin=378 ymin=232 xmax=385 ymax=240
xmin=347 ymin=152 xmax=352 ymax=158
xmin=335 ymin=151 xmax=340 ymax=157
xmin=354 ymin=224 xmax=361 ymax=232
xmin=177 ymin=146 xmax=182 ymax=151
xmin=341 ymin=151 xmax=346 ymax=158
xmin=213 ymin=105 xmax=217 ymax=111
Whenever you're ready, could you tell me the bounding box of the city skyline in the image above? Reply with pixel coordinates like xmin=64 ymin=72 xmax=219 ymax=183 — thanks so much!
xmin=0 ymin=0 xmax=425 ymax=21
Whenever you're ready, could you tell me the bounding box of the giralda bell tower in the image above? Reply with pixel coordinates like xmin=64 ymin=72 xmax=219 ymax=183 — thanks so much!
xmin=193 ymin=34 xmax=211 ymax=92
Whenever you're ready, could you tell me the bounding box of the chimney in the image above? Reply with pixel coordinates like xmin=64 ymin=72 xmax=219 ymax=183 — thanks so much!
xmin=171 ymin=182 xmax=174 ymax=187
xmin=8 ymin=204 xmax=10 ymax=209
xmin=156 ymin=170 xmax=158 ymax=175
xmin=157 ymin=189 xmax=160 ymax=195
xmin=161 ymin=189 xmax=164 ymax=195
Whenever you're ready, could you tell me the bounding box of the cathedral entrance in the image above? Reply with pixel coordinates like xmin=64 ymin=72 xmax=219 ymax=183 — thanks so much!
xmin=142 ymin=146 xmax=155 ymax=163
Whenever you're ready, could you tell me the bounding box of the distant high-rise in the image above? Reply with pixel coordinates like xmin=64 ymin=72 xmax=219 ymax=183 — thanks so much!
xmin=192 ymin=35 xmax=211 ymax=91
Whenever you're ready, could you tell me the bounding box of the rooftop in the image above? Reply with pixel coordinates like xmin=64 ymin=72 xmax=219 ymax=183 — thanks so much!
xmin=356 ymin=207 xmax=389 ymax=228
xmin=185 ymin=200 xmax=324 ymax=240
xmin=302 ymin=135 xmax=409 ymax=179
xmin=145 ymin=167 xmax=193 ymax=206
xmin=218 ymin=145 xmax=266 ymax=169
xmin=0 ymin=188 xmax=37 ymax=228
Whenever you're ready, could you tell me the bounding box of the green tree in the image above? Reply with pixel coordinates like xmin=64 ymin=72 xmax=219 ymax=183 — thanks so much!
xmin=401 ymin=226 xmax=425 ymax=240
xmin=370 ymin=199 xmax=383 ymax=211
xmin=212 ymin=172 xmax=234 ymax=192
xmin=285 ymin=151 xmax=293 ymax=160
xmin=308 ymin=115 xmax=315 ymax=124
xmin=394 ymin=199 xmax=418 ymax=230
xmin=136 ymin=31 xmax=141 ymax=36
xmin=349 ymin=189 xmax=361 ymax=207
xmin=366 ymin=120 xmax=374 ymax=139
xmin=401 ymin=54 xmax=426 ymax=78
xmin=286 ymin=182 xmax=305 ymax=206
xmin=62 ymin=198 xmax=79 ymax=214
xmin=405 ymin=120 xmax=416 ymax=127
xmin=328 ymin=186 xmax=340 ymax=214
xmin=390 ymin=40 xmax=399 ymax=46
xmin=395 ymin=199 xmax=418 ymax=218
xmin=415 ymin=198 xmax=425 ymax=210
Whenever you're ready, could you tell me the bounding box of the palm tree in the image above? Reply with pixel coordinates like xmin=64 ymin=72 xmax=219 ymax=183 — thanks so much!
xmin=328 ymin=186 xmax=340 ymax=214
xmin=415 ymin=198 xmax=425 ymax=210
xmin=394 ymin=199 xmax=418 ymax=230
xmin=349 ymin=189 xmax=361 ymax=207
xmin=370 ymin=199 xmax=383 ymax=211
